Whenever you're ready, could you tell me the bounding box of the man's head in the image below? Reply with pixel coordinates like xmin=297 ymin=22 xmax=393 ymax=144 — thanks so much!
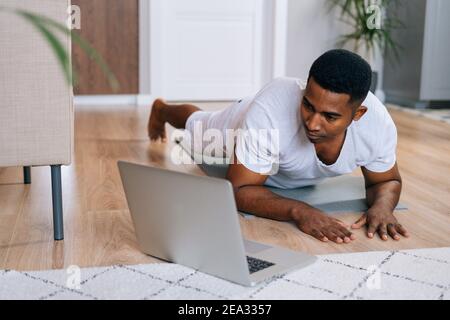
xmin=301 ymin=49 xmax=372 ymax=144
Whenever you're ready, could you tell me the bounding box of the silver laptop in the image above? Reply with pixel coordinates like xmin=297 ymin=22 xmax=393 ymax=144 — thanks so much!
xmin=118 ymin=161 xmax=317 ymax=287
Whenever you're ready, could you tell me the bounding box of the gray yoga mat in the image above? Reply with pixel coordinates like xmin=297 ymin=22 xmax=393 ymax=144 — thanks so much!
xmin=175 ymin=138 xmax=407 ymax=216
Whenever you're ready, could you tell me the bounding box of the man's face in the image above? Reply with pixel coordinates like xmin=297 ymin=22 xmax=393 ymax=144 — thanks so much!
xmin=300 ymin=77 xmax=366 ymax=144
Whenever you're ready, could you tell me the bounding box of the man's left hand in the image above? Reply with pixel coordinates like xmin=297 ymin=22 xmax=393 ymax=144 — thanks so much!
xmin=351 ymin=208 xmax=409 ymax=241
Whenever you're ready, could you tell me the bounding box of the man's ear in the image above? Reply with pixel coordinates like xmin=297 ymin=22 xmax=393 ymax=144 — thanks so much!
xmin=352 ymin=105 xmax=368 ymax=121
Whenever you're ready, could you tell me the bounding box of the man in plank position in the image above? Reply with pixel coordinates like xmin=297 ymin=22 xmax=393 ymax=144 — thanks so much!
xmin=148 ymin=49 xmax=409 ymax=244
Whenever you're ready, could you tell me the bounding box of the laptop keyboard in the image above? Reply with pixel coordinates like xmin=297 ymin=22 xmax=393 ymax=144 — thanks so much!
xmin=246 ymin=256 xmax=275 ymax=274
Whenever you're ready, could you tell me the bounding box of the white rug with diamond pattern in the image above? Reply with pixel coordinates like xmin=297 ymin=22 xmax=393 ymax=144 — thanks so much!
xmin=1 ymin=247 xmax=449 ymax=300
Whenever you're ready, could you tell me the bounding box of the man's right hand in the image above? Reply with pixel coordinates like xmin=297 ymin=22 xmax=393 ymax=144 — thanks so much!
xmin=292 ymin=207 xmax=356 ymax=244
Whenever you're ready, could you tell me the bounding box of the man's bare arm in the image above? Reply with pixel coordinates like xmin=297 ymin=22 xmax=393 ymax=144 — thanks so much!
xmin=352 ymin=163 xmax=409 ymax=240
xmin=363 ymin=163 xmax=402 ymax=211
xmin=226 ymin=162 xmax=307 ymax=222
xmin=226 ymin=153 xmax=355 ymax=244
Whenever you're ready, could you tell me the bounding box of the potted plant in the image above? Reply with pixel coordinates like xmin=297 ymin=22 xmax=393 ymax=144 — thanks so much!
xmin=328 ymin=0 xmax=403 ymax=94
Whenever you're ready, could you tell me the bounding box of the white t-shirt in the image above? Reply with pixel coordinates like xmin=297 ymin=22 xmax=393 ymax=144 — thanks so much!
xmin=185 ymin=77 xmax=398 ymax=189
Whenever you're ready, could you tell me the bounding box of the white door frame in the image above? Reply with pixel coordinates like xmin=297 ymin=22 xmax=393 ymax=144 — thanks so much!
xmin=271 ymin=0 xmax=289 ymax=78
xmin=138 ymin=0 xmax=153 ymax=105
xmin=138 ymin=0 xmax=288 ymax=104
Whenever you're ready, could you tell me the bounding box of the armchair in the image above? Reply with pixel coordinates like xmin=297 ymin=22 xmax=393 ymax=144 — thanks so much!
xmin=0 ymin=0 xmax=73 ymax=240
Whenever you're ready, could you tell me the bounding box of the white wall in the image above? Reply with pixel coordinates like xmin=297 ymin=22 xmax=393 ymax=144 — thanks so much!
xmin=285 ymin=0 xmax=346 ymax=79
xmin=285 ymin=0 xmax=384 ymax=100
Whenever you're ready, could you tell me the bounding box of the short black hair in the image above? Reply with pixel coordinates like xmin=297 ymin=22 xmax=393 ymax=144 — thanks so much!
xmin=308 ymin=49 xmax=372 ymax=105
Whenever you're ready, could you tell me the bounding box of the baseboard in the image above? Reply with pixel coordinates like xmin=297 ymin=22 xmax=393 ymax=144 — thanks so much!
xmin=74 ymin=95 xmax=154 ymax=106
xmin=136 ymin=95 xmax=154 ymax=106
xmin=384 ymin=94 xmax=429 ymax=109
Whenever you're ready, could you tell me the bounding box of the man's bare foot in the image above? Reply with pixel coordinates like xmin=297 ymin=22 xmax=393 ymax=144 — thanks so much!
xmin=148 ymin=99 xmax=168 ymax=142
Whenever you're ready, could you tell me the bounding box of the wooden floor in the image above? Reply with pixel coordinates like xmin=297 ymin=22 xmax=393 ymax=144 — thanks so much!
xmin=1 ymin=103 xmax=450 ymax=271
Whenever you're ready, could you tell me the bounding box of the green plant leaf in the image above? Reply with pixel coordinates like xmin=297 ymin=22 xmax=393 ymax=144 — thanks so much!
xmin=13 ymin=10 xmax=75 ymax=86
xmin=24 ymin=11 xmax=120 ymax=92
xmin=0 ymin=6 xmax=119 ymax=91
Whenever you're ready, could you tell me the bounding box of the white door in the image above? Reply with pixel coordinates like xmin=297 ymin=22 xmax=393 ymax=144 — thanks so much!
xmin=150 ymin=0 xmax=275 ymax=101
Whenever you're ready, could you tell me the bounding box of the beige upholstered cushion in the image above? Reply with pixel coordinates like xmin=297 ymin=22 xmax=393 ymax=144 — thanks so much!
xmin=0 ymin=0 xmax=73 ymax=167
